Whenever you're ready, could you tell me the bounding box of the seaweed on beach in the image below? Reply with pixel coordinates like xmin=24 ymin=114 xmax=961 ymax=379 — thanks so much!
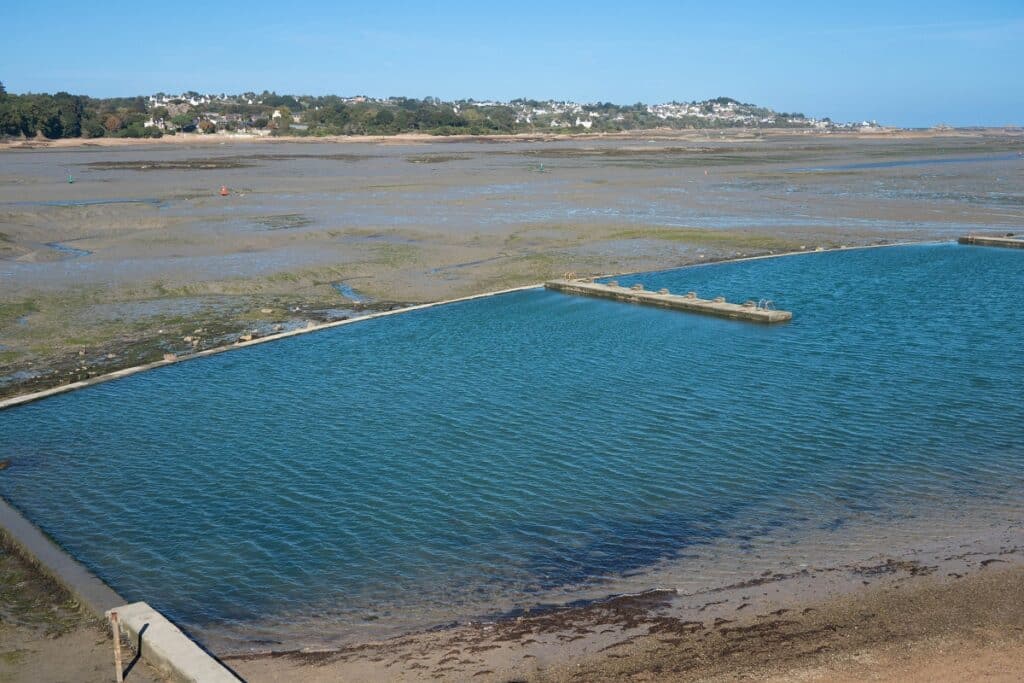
xmin=83 ymin=159 xmax=257 ymax=171
xmin=406 ymin=154 xmax=471 ymax=164
xmin=252 ymin=214 xmax=314 ymax=231
xmin=247 ymin=153 xmax=374 ymax=162
xmin=0 ymin=536 xmax=90 ymax=636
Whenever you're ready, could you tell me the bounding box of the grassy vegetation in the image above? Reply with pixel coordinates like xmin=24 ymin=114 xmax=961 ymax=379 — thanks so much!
xmin=0 ymin=538 xmax=90 ymax=637
xmin=246 ymin=153 xmax=373 ymax=162
xmin=609 ymin=227 xmax=811 ymax=252
xmin=405 ymin=154 xmax=470 ymax=164
xmin=0 ymin=301 xmax=37 ymax=327
xmin=499 ymin=145 xmax=832 ymax=169
xmin=370 ymin=242 xmax=420 ymax=267
xmin=362 ymin=182 xmax=436 ymax=192
xmin=252 ymin=214 xmax=313 ymax=230
xmin=83 ymin=159 xmax=256 ymax=171
xmin=860 ymin=138 xmax=1024 ymax=158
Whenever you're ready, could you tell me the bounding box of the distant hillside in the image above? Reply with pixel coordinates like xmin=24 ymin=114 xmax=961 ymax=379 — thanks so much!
xmin=0 ymin=84 xmax=879 ymax=140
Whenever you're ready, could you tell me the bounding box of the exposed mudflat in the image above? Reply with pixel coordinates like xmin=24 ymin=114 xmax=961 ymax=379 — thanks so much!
xmin=2 ymin=129 xmax=1024 ymax=682
xmin=2 ymin=129 xmax=1022 ymax=398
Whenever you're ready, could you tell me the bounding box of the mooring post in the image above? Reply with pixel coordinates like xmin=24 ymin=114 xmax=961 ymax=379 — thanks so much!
xmin=110 ymin=610 xmax=124 ymax=683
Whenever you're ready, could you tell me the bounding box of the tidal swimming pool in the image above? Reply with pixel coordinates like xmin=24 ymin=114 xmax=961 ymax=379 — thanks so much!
xmin=1 ymin=243 xmax=1022 ymax=650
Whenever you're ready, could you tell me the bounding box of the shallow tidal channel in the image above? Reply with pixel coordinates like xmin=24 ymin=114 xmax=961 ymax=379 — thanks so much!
xmin=1 ymin=243 xmax=1022 ymax=651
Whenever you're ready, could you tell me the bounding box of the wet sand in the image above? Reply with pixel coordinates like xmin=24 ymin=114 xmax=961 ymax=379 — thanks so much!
xmin=0 ymin=539 xmax=167 ymax=683
xmin=226 ymin=554 xmax=1024 ymax=682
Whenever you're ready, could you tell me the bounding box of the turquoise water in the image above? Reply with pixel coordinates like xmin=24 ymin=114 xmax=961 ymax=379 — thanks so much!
xmin=2 ymin=243 xmax=1023 ymax=649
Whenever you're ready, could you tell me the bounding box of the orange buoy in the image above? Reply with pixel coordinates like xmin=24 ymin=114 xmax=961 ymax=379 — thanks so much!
xmin=219 ymin=185 xmax=229 ymax=196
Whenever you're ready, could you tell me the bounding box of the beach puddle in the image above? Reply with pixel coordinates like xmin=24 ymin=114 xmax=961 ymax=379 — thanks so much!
xmin=43 ymin=241 xmax=92 ymax=259
xmin=330 ymin=282 xmax=363 ymax=303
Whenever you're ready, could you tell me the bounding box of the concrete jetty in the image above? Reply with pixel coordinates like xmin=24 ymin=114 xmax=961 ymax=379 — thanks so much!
xmin=545 ymin=279 xmax=792 ymax=323
xmin=107 ymin=603 xmax=242 ymax=683
xmin=958 ymin=234 xmax=1024 ymax=249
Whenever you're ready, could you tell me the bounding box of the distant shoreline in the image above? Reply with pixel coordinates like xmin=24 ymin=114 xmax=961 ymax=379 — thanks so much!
xmin=2 ymin=125 xmax=1019 ymax=151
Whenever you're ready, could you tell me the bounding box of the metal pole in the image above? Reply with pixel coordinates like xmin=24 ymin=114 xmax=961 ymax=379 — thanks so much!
xmin=110 ymin=611 xmax=124 ymax=683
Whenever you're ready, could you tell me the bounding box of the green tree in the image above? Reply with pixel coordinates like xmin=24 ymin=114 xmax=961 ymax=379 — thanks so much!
xmin=103 ymin=114 xmax=123 ymax=133
xmin=0 ymin=100 xmax=22 ymax=136
xmin=170 ymin=113 xmax=195 ymax=132
xmin=274 ymin=105 xmax=292 ymax=131
xmin=53 ymin=92 xmax=84 ymax=137
xmin=81 ymin=116 xmax=106 ymax=138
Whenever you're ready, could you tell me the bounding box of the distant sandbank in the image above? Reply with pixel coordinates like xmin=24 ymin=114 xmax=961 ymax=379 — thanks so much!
xmin=3 ymin=125 xmax=1019 ymax=152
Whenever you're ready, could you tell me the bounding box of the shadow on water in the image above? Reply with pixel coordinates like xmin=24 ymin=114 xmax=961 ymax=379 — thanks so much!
xmin=331 ymin=282 xmax=363 ymax=303
xmin=43 ymin=241 xmax=92 ymax=259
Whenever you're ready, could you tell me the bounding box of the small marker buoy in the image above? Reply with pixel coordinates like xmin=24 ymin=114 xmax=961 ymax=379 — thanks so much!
xmin=219 ymin=185 xmax=229 ymax=196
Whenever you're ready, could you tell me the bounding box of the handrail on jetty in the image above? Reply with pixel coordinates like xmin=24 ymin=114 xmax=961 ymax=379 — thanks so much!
xmin=544 ymin=278 xmax=792 ymax=324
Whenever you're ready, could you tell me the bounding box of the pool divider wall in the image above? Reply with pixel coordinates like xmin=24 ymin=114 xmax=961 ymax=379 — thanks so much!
xmin=0 ymin=242 xmax=939 ymax=412
xmin=545 ymin=279 xmax=793 ymax=323
xmin=0 ymin=283 xmax=546 ymax=412
xmin=958 ymin=234 xmax=1024 ymax=249
xmin=0 ymin=239 xmax=941 ymax=680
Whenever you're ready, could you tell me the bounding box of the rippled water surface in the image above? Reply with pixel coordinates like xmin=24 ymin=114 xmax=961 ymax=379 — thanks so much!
xmin=2 ymin=244 xmax=1023 ymax=649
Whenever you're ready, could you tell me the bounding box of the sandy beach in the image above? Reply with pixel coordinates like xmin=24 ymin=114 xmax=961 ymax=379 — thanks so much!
xmin=225 ymin=555 xmax=1024 ymax=682
xmin=0 ymin=538 xmax=168 ymax=683
xmin=2 ymin=129 xmax=1023 ymax=682
xmin=3 ymin=514 xmax=1018 ymax=683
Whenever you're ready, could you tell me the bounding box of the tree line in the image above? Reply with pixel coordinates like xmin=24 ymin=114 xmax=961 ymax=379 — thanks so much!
xmin=0 ymin=83 xmax=164 ymax=139
xmin=0 ymin=83 xmax=815 ymax=140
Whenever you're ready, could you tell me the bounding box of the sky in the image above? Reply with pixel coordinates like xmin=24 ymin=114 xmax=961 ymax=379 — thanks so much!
xmin=2 ymin=1 xmax=1022 ymax=128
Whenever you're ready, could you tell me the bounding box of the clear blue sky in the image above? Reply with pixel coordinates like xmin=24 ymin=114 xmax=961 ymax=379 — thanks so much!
xmin=2 ymin=1 xmax=1022 ymax=127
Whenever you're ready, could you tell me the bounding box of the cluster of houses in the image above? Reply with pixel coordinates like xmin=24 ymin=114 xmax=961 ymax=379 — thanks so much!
xmin=142 ymin=112 xmax=276 ymax=135
xmin=137 ymin=92 xmax=878 ymax=134
xmin=147 ymin=93 xmax=255 ymax=107
xmin=513 ymin=98 xmax=876 ymax=130
xmin=141 ymin=92 xmax=285 ymax=134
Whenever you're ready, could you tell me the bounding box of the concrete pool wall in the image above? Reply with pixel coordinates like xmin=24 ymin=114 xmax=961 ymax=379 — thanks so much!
xmin=0 ymin=239 xmax=942 ymax=678
xmin=0 ymin=240 xmax=929 ymax=413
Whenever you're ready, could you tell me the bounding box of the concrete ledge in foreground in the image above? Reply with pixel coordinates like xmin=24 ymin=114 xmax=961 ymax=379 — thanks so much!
xmin=0 ymin=497 xmax=124 ymax=618
xmin=107 ymin=602 xmax=243 ymax=683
